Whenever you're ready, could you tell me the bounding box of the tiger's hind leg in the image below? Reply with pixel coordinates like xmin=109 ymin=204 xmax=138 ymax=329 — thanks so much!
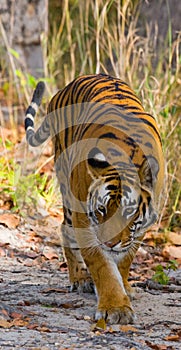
xmin=61 ymin=224 xmax=94 ymax=293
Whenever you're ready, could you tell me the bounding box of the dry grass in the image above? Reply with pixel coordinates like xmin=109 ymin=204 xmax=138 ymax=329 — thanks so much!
xmin=0 ymin=0 xmax=180 ymax=230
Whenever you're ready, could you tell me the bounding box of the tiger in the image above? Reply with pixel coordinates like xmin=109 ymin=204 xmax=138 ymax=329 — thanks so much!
xmin=25 ymin=73 xmax=164 ymax=324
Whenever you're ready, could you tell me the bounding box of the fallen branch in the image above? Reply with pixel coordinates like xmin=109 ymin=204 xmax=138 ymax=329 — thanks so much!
xmin=144 ymin=320 xmax=181 ymax=329
xmin=133 ymin=279 xmax=181 ymax=293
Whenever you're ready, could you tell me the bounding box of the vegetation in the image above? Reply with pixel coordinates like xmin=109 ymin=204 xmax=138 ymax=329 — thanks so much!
xmin=0 ymin=137 xmax=61 ymax=215
xmin=152 ymin=260 xmax=178 ymax=285
xmin=0 ymin=0 xmax=180 ymax=232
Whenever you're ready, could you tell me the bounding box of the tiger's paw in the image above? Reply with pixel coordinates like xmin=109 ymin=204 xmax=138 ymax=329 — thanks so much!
xmin=95 ymin=305 xmax=135 ymax=324
xmin=70 ymin=278 xmax=95 ymax=294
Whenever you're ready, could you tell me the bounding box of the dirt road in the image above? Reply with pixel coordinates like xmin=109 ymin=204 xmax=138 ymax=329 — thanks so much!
xmin=0 ymin=224 xmax=180 ymax=350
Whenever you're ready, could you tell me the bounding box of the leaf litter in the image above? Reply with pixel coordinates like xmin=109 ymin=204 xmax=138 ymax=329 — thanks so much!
xmin=0 ymin=201 xmax=180 ymax=349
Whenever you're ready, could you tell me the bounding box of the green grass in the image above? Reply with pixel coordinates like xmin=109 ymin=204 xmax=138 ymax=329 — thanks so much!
xmin=0 ymin=138 xmax=61 ymax=215
xmin=152 ymin=260 xmax=179 ymax=285
xmin=0 ymin=0 xmax=180 ymax=230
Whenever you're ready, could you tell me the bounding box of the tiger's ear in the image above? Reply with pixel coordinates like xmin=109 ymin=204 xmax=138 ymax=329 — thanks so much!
xmin=87 ymin=147 xmax=110 ymax=179
xmin=139 ymin=156 xmax=159 ymax=191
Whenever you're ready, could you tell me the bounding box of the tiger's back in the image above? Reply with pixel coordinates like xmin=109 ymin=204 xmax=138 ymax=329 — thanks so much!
xmin=25 ymin=73 xmax=164 ymax=324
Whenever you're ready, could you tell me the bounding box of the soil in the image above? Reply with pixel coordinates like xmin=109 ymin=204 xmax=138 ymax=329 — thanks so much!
xmin=0 ymin=223 xmax=180 ymax=350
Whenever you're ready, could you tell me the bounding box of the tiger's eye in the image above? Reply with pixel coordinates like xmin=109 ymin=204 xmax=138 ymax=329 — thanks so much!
xmin=97 ymin=206 xmax=106 ymax=216
xmin=124 ymin=208 xmax=135 ymax=217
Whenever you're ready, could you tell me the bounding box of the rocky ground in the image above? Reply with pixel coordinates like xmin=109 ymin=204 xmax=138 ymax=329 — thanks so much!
xmin=0 ymin=219 xmax=180 ymax=350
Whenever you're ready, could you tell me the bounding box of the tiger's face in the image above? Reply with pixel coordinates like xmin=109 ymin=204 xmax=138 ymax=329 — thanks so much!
xmin=87 ymin=147 xmax=158 ymax=253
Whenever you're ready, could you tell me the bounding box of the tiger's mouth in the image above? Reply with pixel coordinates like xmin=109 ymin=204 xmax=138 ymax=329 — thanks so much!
xmin=100 ymin=222 xmax=133 ymax=250
xmin=103 ymin=237 xmax=132 ymax=252
xmin=102 ymin=224 xmax=144 ymax=253
xmin=101 ymin=241 xmax=129 ymax=254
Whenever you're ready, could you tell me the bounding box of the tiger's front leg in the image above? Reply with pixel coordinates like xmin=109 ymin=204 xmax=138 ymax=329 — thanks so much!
xmin=117 ymin=255 xmax=135 ymax=300
xmin=117 ymin=237 xmax=145 ymax=299
xmin=80 ymin=246 xmax=135 ymax=324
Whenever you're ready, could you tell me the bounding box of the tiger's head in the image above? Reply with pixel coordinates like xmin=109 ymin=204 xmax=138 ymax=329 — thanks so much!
xmin=86 ymin=147 xmax=159 ymax=253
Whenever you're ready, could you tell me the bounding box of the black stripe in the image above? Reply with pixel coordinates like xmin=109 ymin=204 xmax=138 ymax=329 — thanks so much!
xmin=63 ymin=110 xmax=69 ymax=149
xmin=75 ymin=76 xmax=99 ymax=102
xmin=106 ymin=184 xmax=117 ymax=190
xmin=88 ymin=158 xmax=110 ymax=168
xmin=112 ymin=109 xmax=161 ymax=142
xmin=82 ymin=78 xmax=106 ymax=102
xmin=25 ymin=117 xmax=33 ymax=130
xmin=26 ymin=105 xmax=36 ymax=117
xmin=89 ymin=85 xmax=112 ymax=99
xmin=55 ymin=85 xmax=69 ymax=109
xmin=139 ymin=117 xmax=161 ymax=142
xmin=142 ymin=203 xmax=146 ymax=216
xmin=122 ymin=185 xmax=132 ymax=193
xmin=145 ymin=142 xmax=153 ymax=148
xmin=70 ymin=80 xmax=79 ymax=104
xmin=55 ymin=90 xmax=64 ymax=110
xmin=32 ymin=81 xmax=45 ymax=105
xmin=123 ymin=136 xmax=136 ymax=147
xmin=64 ymin=214 xmax=72 ymax=226
xmin=105 ymin=175 xmax=119 ymax=182
xmin=91 ymin=87 xmax=143 ymax=108
xmin=99 ymin=132 xmax=119 ymax=139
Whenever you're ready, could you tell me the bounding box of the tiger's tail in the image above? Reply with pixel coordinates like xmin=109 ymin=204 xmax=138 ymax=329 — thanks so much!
xmin=25 ymin=81 xmax=50 ymax=147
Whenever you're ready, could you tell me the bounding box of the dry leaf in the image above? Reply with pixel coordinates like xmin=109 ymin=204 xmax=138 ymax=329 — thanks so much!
xmin=0 ymin=317 xmax=28 ymax=328
xmin=11 ymin=312 xmax=23 ymax=320
xmin=12 ymin=319 xmax=29 ymax=327
xmin=37 ymin=325 xmax=51 ymax=332
xmin=0 ymin=318 xmax=12 ymax=328
xmin=145 ymin=340 xmax=168 ymax=349
xmin=108 ymin=324 xmax=120 ymax=333
xmin=23 ymin=258 xmax=34 ymax=267
xmin=0 ymin=308 xmax=9 ymax=318
xmin=169 ymin=245 xmax=181 ymax=258
xmin=59 ymin=301 xmax=84 ymax=309
xmin=42 ymin=246 xmax=59 ymax=260
xmin=91 ymin=318 xmax=107 ymax=331
xmin=167 ymin=231 xmax=181 ymax=245
xmin=165 ymin=334 xmax=180 ymax=341
xmin=120 ymin=325 xmax=138 ymax=333
xmin=27 ymin=323 xmax=39 ymax=330
xmin=96 ymin=318 xmax=107 ymax=329
xmin=0 ymin=213 xmax=20 ymax=229
xmin=163 ymin=245 xmax=181 ymax=259
xmin=26 ymin=232 xmax=42 ymax=244
xmin=42 ymin=287 xmax=67 ymax=294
